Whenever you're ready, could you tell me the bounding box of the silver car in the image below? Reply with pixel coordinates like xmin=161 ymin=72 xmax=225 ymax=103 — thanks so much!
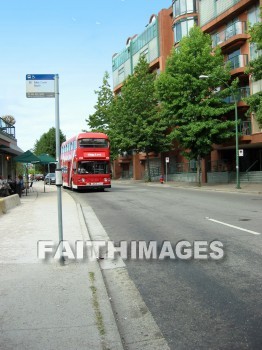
xmin=44 ymin=173 xmax=56 ymax=185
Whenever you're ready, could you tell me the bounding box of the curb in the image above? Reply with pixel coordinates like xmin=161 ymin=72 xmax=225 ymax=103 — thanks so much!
xmin=76 ymin=202 xmax=125 ymax=350
xmin=79 ymin=203 xmax=171 ymax=350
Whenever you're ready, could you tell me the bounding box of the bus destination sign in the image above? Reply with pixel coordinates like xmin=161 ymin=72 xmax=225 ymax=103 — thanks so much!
xmin=26 ymin=74 xmax=55 ymax=98
xmin=84 ymin=152 xmax=106 ymax=158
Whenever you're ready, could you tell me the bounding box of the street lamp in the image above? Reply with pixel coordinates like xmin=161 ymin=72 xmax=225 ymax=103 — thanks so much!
xmin=199 ymin=75 xmax=240 ymax=189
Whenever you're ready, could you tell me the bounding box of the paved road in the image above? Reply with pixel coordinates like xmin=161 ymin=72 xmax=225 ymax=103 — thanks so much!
xmin=69 ymin=183 xmax=262 ymax=350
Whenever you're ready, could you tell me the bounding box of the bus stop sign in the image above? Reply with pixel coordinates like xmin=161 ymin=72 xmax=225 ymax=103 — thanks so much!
xmin=26 ymin=74 xmax=55 ymax=98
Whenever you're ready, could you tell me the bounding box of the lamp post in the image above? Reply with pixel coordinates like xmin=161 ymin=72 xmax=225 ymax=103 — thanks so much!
xmin=199 ymin=75 xmax=240 ymax=189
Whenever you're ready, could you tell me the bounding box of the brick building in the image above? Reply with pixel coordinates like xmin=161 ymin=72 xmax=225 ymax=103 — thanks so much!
xmin=112 ymin=0 xmax=262 ymax=183
xmin=112 ymin=6 xmax=174 ymax=179
xmin=200 ymin=0 xmax=262 ymax=183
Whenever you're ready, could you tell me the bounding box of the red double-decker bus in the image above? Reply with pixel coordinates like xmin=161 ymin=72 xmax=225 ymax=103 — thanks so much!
xmin=61 ymin=132 xmax=111 ymax=191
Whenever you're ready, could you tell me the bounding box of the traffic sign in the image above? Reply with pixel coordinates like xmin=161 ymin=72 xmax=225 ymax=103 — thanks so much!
xmin=26 ymin=74 xmax=55 ymax=98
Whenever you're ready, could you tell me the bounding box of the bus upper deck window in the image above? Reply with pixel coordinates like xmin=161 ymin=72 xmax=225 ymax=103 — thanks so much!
xmin=79 ymin=138 xmax=108 ymax=148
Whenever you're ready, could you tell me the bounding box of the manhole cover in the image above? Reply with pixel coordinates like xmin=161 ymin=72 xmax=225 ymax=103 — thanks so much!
xmin=239 ymin=218 xmax=251 ymax=221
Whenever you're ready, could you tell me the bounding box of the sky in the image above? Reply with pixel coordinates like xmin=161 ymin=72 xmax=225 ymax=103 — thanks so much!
xmin=0 ymin=0 xmax=172 ymax=152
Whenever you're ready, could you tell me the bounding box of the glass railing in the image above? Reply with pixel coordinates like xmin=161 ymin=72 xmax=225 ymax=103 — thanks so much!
xmin=212 ymin=21 xmax=247 ymax=47
xmin=227 ymin=54 xmax=248 ymax=70
xmin=112 ymin=47 xmax=130 ymax=72
xmin=224 ymin=86 xmax=250 ymax=103
xmin=0 ymin=117 xmax=15 ymax=138
xmin=239 ymin=121 xmax=252 ymax=135
xmin=200 ymin=0 xmax=242 ymax=27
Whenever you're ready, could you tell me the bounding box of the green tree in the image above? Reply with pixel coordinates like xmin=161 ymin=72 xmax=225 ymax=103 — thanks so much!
xmin=34 ymin=127 xmax=66 ymax=158
xmin=156 ymin=26 xmax=236 ymax=185
xmin=111 ymin=55 xmax=170 ymax=180
xmin=85 ymin=71 xmax=120 ymax=160
xmin=245 ymin=12 xmax=262 ymax=127
xmin=86 ymin=71 xmax=114 ymax=133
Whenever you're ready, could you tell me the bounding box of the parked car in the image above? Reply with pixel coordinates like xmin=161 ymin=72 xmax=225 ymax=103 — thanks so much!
xmin=35 ymin=174 xmax=44 ymax=181
xmin=44 ymin=173 xmax=56 ymax=184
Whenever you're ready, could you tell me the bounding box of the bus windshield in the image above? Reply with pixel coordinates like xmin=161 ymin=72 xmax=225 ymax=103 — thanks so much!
xmin=79 ymin=138 xmax=108 ymax=148
xmin=77 ymin=161 xmax=109 ymax=174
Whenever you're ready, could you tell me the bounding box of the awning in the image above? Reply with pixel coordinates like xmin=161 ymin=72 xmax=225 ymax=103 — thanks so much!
xmin=36 ymin=153 xmax=57 ymax=164
xmin=13 ymin=150 xmax=41 ymax=163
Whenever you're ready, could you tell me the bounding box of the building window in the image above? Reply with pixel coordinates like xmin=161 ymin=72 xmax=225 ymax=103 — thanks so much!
xmin=112 ymin=48 xmax=130 ymax=72
xmin=228 ymin=49 xmax=241 ymax=69
xmin=248 ymin=5 xmax=260 ymax=27
xmin=225 ymin=19 xmax=239 ymax=40
xmin=173 ymin=17 xmax=196 ymax=43
xmin=250 ymin=42 xmax=262 ymax=61
xmin=132 ymin=21 xmax=158 ymax=55
xmin=140 ymin=48 xmax=149 ymax=59
xmin=173 ymin=0 xmax=196 ymax=18
xmin=118 ymin=67 xmax=125 ymax=82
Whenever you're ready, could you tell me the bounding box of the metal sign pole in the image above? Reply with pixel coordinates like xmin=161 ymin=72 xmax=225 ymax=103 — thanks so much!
xmin=26 ymin=73 xmax=64 ymax=260
xmin=54 ymin=74 xmax=64 ymax=261
xmin=165 ymin=157 xmax=169 ymax=183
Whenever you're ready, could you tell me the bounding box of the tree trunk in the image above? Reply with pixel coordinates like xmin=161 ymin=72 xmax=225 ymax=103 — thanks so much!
xmin=197 ymin=155 xmax=201 ymax=187
xmin=146 ymin=152 xmax=151 ymax=182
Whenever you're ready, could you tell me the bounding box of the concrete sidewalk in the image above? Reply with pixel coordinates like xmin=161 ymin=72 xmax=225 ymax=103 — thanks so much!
xmin=0 ymin=181 xmax=123 ymax=350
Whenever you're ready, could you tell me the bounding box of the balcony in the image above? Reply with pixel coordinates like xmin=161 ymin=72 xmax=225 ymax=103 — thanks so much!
xmin=239 ymin=120 xmax=252 ymax=136
xmin=201 ymin=0 xmax=255 ymax=31
xmin=212 ymin=21 xmax=248 ymax=49
xmin=226 ymin=54 xmax=248 ymax=71
xmin=0 ymin=118 xmax=15 ymax=138
xmin=224 ymin=86 xmax=250 ymax=103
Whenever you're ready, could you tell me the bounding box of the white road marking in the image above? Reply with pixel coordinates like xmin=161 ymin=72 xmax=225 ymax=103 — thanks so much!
xmin=205 ymin=217 xmax=261 ymax=235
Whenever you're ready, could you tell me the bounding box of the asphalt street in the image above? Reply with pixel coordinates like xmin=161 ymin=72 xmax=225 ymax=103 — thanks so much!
xmin=69 ymin=182 xmax=262 ymax=350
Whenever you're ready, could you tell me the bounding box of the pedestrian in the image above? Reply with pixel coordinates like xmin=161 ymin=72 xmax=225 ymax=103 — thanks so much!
xmin=16 ymin=175 xmax=24 ymax=198
xmin=7 ymin=175 xmax=16 ymax=194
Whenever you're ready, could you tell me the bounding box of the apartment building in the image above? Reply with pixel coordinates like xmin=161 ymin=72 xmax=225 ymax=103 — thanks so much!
xmin=112 ymin=0 xmax=262 ymax=183
xmin=112 ymin=6 xmax=174 ymax=179
xmin=200 ymin=0 xmax=262 ymax=183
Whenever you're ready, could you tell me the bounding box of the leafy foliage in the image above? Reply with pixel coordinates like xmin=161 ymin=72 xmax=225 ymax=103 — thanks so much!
xmin=85 ymin=59 xmax=170 ymax=169
xmin=112 ymin=56 xmax=170 ymax=153
xmin=85 ymin=71 xmax=119 ymax=159
xmin=86 ymin=71 xmax=114 ymax=133
xmin=34 ymin=127 xmax=66 ymax=158
xmin=245 ymin=11 xmax=262 ymax=127
xmin=110 ymin=55 xmax=170 ymax=179
xmin=1 ymin=115 xmax=16 ymax=125
xmin=156 ymin=27 xmax=236 ymax=169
